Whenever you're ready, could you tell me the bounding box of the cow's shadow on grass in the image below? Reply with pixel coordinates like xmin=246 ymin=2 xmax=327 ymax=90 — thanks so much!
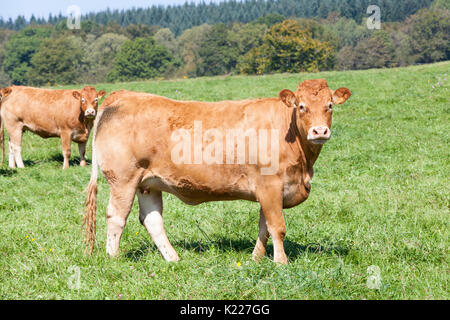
xmin=23 ymin=159 xmax=37 ymax=167
xmin=7 ymin=155 xmax=79 ymax=168
xmin=0 ymin=168 xmax=17 ymax=176
xmin=124 ymin=237 xmax=351 ymax=262
xmin=49 ymin=153 xmax=90 ymax=166
xmin=16 ymin=154 xmax=90 ymax=167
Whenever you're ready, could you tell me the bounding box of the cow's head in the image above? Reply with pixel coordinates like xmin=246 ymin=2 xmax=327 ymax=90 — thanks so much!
xmin=279 ymin=79 xmax=351 ymax=145
xmin=72 ymin=86 xmax=106 ymax=119
xmin=0 ymin=87 xmax=12 ymax=103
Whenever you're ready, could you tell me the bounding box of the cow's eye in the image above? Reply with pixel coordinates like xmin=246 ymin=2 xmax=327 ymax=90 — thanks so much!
xmin=299 ymin=103 xmax=306 ymax=112
xmin=94 ymin=98 xmax=98 ymax=103
xmin=328 ymin=102 xmax=333 ymax=110
xmin=81 ymin=98 xmax=85 ymax=103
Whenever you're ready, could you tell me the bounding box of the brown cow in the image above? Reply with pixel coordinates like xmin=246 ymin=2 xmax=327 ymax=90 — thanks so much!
xmin=1 ymin=86 xmax=106 ymax=169
xmin=84 ymin=79 xmax=351 ymax=264
xmin=0 ymin=87 xmax=13 ymax=164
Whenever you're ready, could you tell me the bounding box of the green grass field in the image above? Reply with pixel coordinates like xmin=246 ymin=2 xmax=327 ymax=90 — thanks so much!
xmin=0 ymin=62 xmax=448 ymax=300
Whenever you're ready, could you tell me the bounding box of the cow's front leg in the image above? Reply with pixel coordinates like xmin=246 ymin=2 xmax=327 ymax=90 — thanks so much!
xmin=256 ymin=184 xmax=288 ymax=264
xmin=60 ymin=132 xmax=72 ymax=170
xmin=78 ymin=142 xmax=87 ymax=167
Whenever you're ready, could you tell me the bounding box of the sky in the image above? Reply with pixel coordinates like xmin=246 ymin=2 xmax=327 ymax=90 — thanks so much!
xmin=1 ymin=0 xmax=225 ymax=20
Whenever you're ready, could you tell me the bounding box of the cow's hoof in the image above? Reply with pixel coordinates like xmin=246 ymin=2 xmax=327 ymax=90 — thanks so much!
xmin=251 ymin=249 xmax=266 ymax=262
xmin=107 ymin=251 xmax=120 ymax=259
xmin=165 ymin=253 xmax=180 ymax=262
xmin=274 ymin=255 xmax=289 ymax=265
xmin=80 ymin=160 xmax=87 ymax=167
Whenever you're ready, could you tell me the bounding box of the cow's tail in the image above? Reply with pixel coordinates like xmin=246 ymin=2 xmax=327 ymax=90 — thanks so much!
xmin=83 ymin=111 xmax=102 ymax=254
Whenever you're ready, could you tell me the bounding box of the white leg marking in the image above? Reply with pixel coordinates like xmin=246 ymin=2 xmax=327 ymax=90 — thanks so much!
xmin=9 ymin=141 xmax=24 ymax=168
xmin=8 ymin=142 xmax=15 ymax=168
xmin=137 ymin=191 xmax=179 ymax=262
xmin=106 ymin=206 xmax=126 ymax=258
xmin=14 ymin=144 xmax=24 ymax=168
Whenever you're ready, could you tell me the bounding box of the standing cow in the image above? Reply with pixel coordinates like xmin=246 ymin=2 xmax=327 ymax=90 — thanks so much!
xmin=0 ymin=87 xmax=12 ymax=164
xmin=1 ymin=86 xmax=106 ymax=169
xmin=84 ymin=79 xmax=351 ymax=264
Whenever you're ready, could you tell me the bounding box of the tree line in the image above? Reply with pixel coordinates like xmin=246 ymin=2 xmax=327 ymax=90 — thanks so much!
xmin=0 ymin=0 xmax=436 ymax=35
xmin=0 ymin=0 xmax=448 ymax=86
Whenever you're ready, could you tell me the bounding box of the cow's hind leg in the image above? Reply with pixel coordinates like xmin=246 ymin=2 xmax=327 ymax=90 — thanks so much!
xmin=8 ymin=142 xmax=15 ymax=168
xmin=105 ymin=182 xmax=137 ymax=258
xmin=7 ymin=126 xmax=24 ymax=169
xmin=137 ymin=189 xmax=179 ymax=262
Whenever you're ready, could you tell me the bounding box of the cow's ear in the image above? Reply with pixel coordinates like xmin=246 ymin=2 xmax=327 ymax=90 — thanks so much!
xmin=97 ymin=90 xmax=106 ymax=99
xmin=2 ymin=87 xmax=12 ymax=97
xmin=332 ymin=88 xmax=352 ymax=105
xmin=72 ymin=91 xmax=81 ymax=100
xmin=279 ymin=89 xmax=298 ymax=108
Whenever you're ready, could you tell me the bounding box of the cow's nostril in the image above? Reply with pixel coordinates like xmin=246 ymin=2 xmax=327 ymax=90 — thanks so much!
xmin=308 ymin=127 xmax=331 ymax=143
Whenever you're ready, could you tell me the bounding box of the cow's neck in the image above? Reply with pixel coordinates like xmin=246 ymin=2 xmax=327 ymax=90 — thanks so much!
xmin=84 ymin=117 xmax=94 ymax=130
xmin=79 ymin=113 xmax=94 ymax=130
xmin=71 ymin=114 xmax=94 ymax=143
xmin=284 ymin=107 xmax=323 ymax=183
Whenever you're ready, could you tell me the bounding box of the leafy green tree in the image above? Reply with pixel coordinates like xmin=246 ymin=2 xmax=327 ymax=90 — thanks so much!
xmin=83 ymin=33 xmax=128 ymax=83
xmin=403 ymin=8 xmax=450 ymax=64
xmin=3 ymin=26 xmax=52 ymax=84
xmin=125 ymin=24 xmax=158 ymax=40
xmin=197 ymin=23 xmax=236 ymax=76
xmin=0 ymin=70 xmax=11 ymax=87
xmin=337 ymin=45 xmax=356 ymax=70
xmin=0 ymin=29 xmax=15 ymax=86
xmin=432 ymin=0 xmax=450 ymax=10
xmin=331 ymin=17 xmax=372 ymax=48
xmin=239 ymin=20 xmax=334 ymax=74
xmin=107 ymin=37 xmax=173 ymax=82
xmin=229 ymin=22 xmax=267 ymax=56
xmin=338 ymin=30 xmax=396 ymax=70
xmin=228 ymin=22 xmax=268 ymax=71
xmin=296 ymin=18 xmax=340 ymax=69
xmin=252 ymin=13 xmax=285 ymax=26
xmin=176 ymin=24 xmax=211 ymax=77
xmin=27 ymin=36 xmax=83 ymax=86
xmin=154 ymin=28 xmax=177 ymax=55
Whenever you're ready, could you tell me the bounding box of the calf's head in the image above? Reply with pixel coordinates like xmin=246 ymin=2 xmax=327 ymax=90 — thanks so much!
xmin=72 ymin=86 xmax=106 ymax=119
xmin=280 ymin=79 xmax=351 ymax=145
xmin=0 ymin=87 xmax=12 ymax=104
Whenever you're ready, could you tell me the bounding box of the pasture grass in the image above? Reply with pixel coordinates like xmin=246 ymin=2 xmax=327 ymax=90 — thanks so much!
xmin=0 ymin=62 xmax=449 ymax=299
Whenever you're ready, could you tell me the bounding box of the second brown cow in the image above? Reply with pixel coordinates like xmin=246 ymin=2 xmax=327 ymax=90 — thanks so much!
xmin=1 ymin=86 xmax=106 ymax=169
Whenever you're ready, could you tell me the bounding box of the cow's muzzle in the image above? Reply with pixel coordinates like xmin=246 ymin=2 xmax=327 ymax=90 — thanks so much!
xmin=85 ymin=109 xmax=96 ymax=118
xmin=307 ymin=126 xmax=331 ymax=144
